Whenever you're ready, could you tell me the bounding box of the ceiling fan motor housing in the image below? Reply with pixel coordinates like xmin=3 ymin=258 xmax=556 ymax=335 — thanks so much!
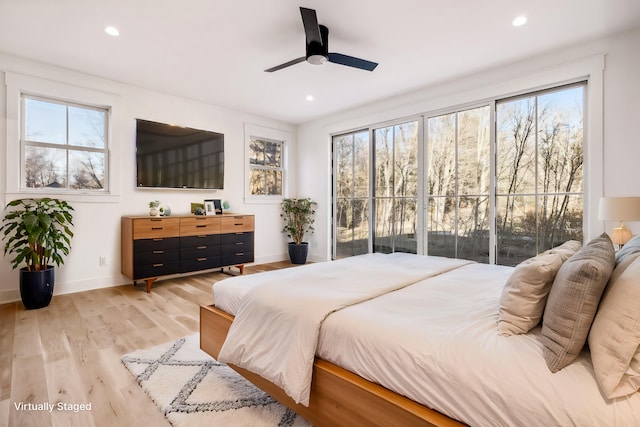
xmin=306 ymin=25 xmax=329 ymax=65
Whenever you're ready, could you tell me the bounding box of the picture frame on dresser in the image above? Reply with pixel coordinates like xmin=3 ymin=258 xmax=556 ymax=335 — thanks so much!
xmin=204 ymin=199 xmax=216 ymax=215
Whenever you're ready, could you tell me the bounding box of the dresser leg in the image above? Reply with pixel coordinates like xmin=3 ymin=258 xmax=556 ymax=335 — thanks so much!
xmin=145 ymin=278 xmax=157 ymax=293
xmin=236 ymin=264 xmax=244 ymax=275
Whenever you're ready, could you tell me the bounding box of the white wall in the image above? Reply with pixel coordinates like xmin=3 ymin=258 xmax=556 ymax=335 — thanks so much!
xmin=0 ymin=54 xmax=296 ymax=303
xmin=297 ymin=28 xmax=640 ymax=262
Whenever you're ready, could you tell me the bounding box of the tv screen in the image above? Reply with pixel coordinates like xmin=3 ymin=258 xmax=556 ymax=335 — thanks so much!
xmin=135 ymin=119 xmax=224 ymax=189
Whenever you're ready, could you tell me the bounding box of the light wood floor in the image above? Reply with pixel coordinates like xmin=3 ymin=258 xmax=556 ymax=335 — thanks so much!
xmin=0 ymin=261 xmax=294 ymax=427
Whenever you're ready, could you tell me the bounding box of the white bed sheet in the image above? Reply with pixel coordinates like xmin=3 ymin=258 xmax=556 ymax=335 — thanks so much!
xmin=317 ymin=263 xmax=640 ymax=426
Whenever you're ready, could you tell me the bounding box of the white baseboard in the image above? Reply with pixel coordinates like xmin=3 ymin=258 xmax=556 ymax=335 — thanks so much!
xmin=0 ymin=289 xmax=20 ymax=305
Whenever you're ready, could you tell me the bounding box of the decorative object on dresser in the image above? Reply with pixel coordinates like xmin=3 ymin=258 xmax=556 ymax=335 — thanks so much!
xmin=0 ymin=198 xmax=74 ymax=309
xmin=121 ymin=214 xmax=254 ymax=292
xmin=280 ymin=197 xmax=317 ymax=264
xmin=148 ymin=200 xmax=160 ymax=216
xmin=204 ymin=199 xmax=216 ymax=216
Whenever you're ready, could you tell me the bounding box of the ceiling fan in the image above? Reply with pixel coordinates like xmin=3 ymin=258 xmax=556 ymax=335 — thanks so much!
xmin=265 ymin=7 xmax=378 ymax=73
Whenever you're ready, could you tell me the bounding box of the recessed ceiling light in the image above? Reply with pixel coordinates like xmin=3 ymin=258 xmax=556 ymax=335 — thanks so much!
xmin=306 ymin=95 xmax=314 ymax=101
xmin=104 ymin=26 xmax=120 ymax=36
xmin=512 ymin=16 xmax=527 ymax=27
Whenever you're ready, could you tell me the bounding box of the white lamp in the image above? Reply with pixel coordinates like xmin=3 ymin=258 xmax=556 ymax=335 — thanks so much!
xmin=598 ymin=197 xmax=640 ymax=248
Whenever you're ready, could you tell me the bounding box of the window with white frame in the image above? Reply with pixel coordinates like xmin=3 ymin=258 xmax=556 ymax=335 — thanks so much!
xmin=249 ymin=136 xmax=283 ymax=196
xmin=244 ymin=123 xmax=290 ymax=201
xmin=21 ymin=95 xmax=109 ymax=191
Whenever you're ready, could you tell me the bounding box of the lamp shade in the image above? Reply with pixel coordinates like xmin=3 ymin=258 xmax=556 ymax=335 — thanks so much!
xmin=598 ymin=197 xmax=640 ymax=221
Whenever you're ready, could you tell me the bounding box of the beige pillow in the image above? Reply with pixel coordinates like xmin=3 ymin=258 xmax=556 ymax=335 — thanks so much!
xmin=541 ymin=233 xmax=615 ymax=373
xmin=498 ymin=240 xmax=581 ymax=336
xmin=588 ymin=252 xmax=640 ymax=398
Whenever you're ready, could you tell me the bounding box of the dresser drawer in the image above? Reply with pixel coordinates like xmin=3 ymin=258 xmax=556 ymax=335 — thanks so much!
xmin=180 ymin=244 xmax=220 ymax=260
xmin=180 ymin=256 xmax=222 ymax=273
xmin=220 ymin=239 xmax=252 ymax=254
xmin=221 ymin=216 xmax=254 ymax=233
xmin=134 ymin=249 xmax=177 ymax=267
xmin=134 ymin=262 xmax=180 ymax=280
xmin=134 ymin=237 xmax=179 ymax=253
xmin=220 ymin=232 xmax=254 ymax=245
xmin=222 ymin=251 xmax=254 ymax=266
xmin=180 ymin=216 xmax=221 ymax=237
xmin=180 ymin=234 xmax=220 ymax=247
xmin=133 ymin=218 xmax=180 ymax=239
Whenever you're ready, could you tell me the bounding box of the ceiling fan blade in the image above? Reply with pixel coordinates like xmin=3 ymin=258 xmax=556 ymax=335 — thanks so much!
xmin=264 ymin=57 xmax=306 ymax=73
xmin=300 ymin=7 xmax=322 ymax=45
xmin=328 ymin=53 xmax=378 ymax=71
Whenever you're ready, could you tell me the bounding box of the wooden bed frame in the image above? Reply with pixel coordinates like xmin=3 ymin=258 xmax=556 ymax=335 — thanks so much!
xmin=200 ymin=305 xmax=465 ymax=427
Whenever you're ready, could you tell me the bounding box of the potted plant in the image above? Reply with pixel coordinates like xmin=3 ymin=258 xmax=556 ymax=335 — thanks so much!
xmin=281 ymin=197 xmax=317 ymax=264
xmin=0 ymin=198 xmax=74 ymax=309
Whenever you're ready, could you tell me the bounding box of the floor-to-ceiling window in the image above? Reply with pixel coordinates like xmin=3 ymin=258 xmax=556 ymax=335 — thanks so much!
xmin=495 ymin=84 xmax=584 ymax=265
xmin=372 ymin=121 xmax=419 ymax=254
xmin=333 ymin=130 xmax=370 ymax=258
xmin=427 ymin=106 xmax=491 ymax=262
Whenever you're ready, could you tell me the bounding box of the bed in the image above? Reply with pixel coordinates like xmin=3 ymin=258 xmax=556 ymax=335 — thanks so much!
xmin=199 ymin=248 xmax=640 ymax=426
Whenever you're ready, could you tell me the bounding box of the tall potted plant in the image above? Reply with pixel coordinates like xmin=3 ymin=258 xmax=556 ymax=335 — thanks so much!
xmin=281 ymin=197 xmax=317 ymax=264
xmin=0 ymin=198 xmax=74 ymax=309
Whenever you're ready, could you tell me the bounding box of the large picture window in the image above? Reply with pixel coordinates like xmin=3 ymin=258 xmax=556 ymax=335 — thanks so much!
xmin=332 ymin=83 xmax=585 ymax=265
xmin=22 ymin=95 xmax=108 ymax=191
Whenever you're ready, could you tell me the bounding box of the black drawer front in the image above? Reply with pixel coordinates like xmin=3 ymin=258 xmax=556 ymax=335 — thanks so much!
xmin=220 ymin=232 xmax=254 ymax=245
xmin=180 ymin=234 xmax=220 ymax=248
xmin=134 ymin=249 xmax=177 ymax=266
xmin=220 ymin=240 xmax=251 ymax=254
xmin=180 ymin=245 xmax=220 ymax=259
xmin=222 ymin=252 xmax=254 ymax=266
xmin=134 ymin=262 xmax=180 ymax=280
xmin=180 ymin=256 xmax=221 ymax=273
xmin=134 ymin=237 xmax=179 ymax=252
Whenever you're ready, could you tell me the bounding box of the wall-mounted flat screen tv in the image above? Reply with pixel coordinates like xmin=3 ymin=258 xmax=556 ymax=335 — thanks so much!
xmin=136 ymin=119 xmax=224 ymax=189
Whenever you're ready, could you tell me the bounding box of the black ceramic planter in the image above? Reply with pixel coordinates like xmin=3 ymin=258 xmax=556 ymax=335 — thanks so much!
xmin=288 ymin=242 xmax=309 ymax=264
xmin=20 ymin=266 xmax=54 ymax=310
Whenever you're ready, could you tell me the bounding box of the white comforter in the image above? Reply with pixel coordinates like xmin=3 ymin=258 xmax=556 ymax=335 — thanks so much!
xmin=318 ymin=263 xmax=640 ymax=426
xmin=217 ymin=253 xmax=472 ymax=405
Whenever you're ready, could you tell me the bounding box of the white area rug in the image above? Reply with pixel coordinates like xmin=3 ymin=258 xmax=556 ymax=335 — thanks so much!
xmin=122 ymin=334 xmax=311 ymax=427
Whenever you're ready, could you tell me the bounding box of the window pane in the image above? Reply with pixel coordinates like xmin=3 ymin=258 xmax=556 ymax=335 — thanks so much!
xmin=249 ymin=139 xmax=264 ymax=165
xmin=536 ymin=87 xmax=584 ymax=194
xmin=496 ymin=195 xmax=536 ymax=266
xmin=335 ymin=198 xmax=369 ymax=258
xmin=353 ymin=132 xmax=369 ymax=198
xmin=24 ymin=146 xmax=67 ymax=188
xmin=336 ymin=135 xmax=354 ymax=198
xmin=458 ymin=106 xmax=490 ymax=195
xmin=374 ymin=127 xmax=393 ymax=197
xmin=69 ymin=150 xmax=105 ymax=189
xmin=373 ymin=197 xmax=394 ymax=253
xmin=265 ymin=170 xmax=282 ymax=195
xmin=394 ymin=122 xmax=418 ymax=197
xmin=25 ymin=98 xmax=66 ymax=145
xmin=457 ymin=196 xmax=490 ymax=263
xmin=69 ymin=106 xmax=106 ymax=148
xmin=496 ymin=97 xmax=536 ymax=195
xmin=264 ymin=140 xmax=281 ymax=168
xmin=427 ymin=196 xmax=455 ymax=258
xmin=538 ymin=194 xmax=583 ymax=251
xmin=427 ymin=113 xmax=456 ymax=197
xmin=249 ymin=169 xmax=265 ymax=195
xmin=394 ymin=198 xmax=417 ymax=253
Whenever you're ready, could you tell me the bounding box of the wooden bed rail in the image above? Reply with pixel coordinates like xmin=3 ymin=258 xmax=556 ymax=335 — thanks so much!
xmin=200 ymin=305 xmax=465 ymax=427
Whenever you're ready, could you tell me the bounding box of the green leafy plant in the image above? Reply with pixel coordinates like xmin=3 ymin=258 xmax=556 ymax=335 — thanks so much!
xmin=281 ymin=197 xmax=317 ymax=245
xmin=0 ymin=198 xmax=74 ymax=271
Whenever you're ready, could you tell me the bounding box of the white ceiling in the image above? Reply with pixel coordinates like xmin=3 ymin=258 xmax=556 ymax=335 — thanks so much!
xmin=1 ymin=0 xmax=639 ymax=124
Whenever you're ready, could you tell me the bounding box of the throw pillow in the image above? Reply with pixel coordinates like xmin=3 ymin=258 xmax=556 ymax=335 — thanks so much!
xmin=615 ymin=234 xmax=640 ymax=265
xmin=588 ymin=252 xmax=640 ymax=398
xmin=541 ymin=233 xmax=615 ymax=373
xmin=497 ymin=240 xmax=581 ymax=336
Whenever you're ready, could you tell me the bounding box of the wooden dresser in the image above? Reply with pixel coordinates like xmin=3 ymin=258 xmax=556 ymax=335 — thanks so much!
xmin=121 ymin=214 xmax=254 ymax=292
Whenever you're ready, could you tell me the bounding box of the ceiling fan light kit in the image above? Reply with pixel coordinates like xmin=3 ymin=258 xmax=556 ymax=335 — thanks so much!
xmin=265 ymin=7 xmax=378 ymax=73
